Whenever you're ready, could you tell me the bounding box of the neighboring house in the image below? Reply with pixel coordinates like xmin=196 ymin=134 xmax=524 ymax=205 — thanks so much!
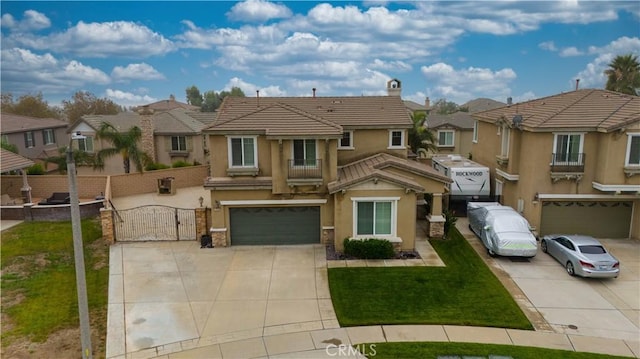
xmin=0 ymin=113 xmax=68 ymax=163
xmin=134 ymin=94 xmax=200 ymax=112
xmin=68 ymin=108 xmax=213 ymax=173
xmin=427 ymin=98 xmax=506 ymax=158
xmin=403 ymin=98 xmax=430 ymax=115
xmin=203 ymin=87 xmax=452 ymax=250
xmin=471 ymin=89 xmax=640 ymax=240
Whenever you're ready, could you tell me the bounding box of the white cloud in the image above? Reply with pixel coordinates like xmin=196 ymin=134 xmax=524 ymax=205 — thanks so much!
xmin=227 ymin=0 xmax=292 ymax=22
xmin=6 ymin=21 xmax=175 ymax=58
xmin=587 ymin=36 xmax=640 ymax=55
xmin=1 ymin=10 xmax=50 ymax=31
xmin=105 ymin=89 xmax=157 ymax=107
xmin=368 ymin=59 xmax=412 ymax=72
xmin=421 ymin=62 xmax=517 ymax=104
xmin=574 ymin=36 xmax=640 ymax=90
xmin=111 ymin=63 xmax=166 ymax=81
xmin=559 ymin=47 xmax=584 ymax=57
xmin=539 ymin=41 xmax=557 ymax=51
xmin=225 ymin=77 xmax=287 ymax=97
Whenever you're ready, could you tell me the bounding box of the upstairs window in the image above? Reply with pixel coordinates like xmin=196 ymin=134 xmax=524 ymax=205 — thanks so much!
xmin=78 ymin=136 xmax=94 ymax=153
xmin=339 ymin=131 xmax=353 ymax=149
xmin=500 ymin=125 xmax=510 ymax=158
xmin=388 ymin=130 xmax=405 ymax=149
xmin=171 ymin=136 xmax=187 ymax=152
xmin=553 ymin=133 xmax=583 ymax=164
xmin=229 ymin=137 xmax=256 ymax=167
xmin=42 ymin=129 xmax=56 ymax=145
xmin=293 ymin=139 xmax=317 ymax=166
xmin=626 ymin=134 xmax=640 ymax=166
xmin=437 ymin=130 xmax=455 ymax=147
xmin=24 ymin=131 xmax=35 ymax=148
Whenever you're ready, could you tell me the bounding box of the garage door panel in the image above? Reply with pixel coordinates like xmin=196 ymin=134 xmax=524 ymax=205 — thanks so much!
xmin=230 ymin=206 xmax=320 ymax=245
xmin=541 ymin=201 xmax=632 ymax=238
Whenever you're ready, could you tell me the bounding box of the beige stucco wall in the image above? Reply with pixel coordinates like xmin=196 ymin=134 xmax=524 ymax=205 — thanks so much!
xmin=333 ymin=184 xmax=417 ymax=251
xmin=154 ymin=134 xmax=207 ymax=167
xmin=433 ymin=129 xmax=473 ymax=159
xmin=337 ymin=129 xmax=407 ymax=164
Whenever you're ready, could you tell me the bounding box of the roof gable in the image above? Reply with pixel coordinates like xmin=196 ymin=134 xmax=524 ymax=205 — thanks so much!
xmin=473 ymin=89 xmax=640 ymax=132
xmin=0 ymin=113 xmax=68 ymax=134
xmin=1 ymin=149 xmax=34 ymax=173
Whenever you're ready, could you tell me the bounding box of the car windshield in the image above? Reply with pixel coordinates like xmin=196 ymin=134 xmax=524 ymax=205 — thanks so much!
xmin=579 ymin=245 xmax=606 ymax=254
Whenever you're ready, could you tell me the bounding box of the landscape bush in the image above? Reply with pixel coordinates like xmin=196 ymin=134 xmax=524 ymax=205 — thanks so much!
xmin=145 ymin=162 xmax=170 ymax=171
xmin=26 ymin=163 xmax=45 ymax=175
xmin=343 ymin=238 xmax=395 ymax=259
xmin=171 ymin=160 xmax=193 ymax=168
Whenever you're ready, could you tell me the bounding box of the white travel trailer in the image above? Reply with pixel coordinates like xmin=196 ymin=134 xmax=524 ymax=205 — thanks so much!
xmin=431 ymin=154 xmax=490 ymax=201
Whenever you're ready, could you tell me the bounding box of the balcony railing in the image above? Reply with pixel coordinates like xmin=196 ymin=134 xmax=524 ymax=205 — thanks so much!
xmin=288 ymin=159 xmax=322 ymax=179
xmin=550 ymin=153 xmax=585 ymax=173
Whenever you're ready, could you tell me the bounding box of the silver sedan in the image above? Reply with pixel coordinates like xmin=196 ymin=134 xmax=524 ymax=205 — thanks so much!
xmin=540 ymin=234 xmax=620 ymax=278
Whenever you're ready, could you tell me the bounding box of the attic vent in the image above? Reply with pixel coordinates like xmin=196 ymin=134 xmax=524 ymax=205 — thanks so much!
xmin=332 ymin=100 xmax=342 ymax=104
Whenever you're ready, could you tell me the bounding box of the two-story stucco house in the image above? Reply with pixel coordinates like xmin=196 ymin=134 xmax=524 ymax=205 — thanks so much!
xmin=0 ymin=113 xmax=69 ymax=164
xmin=69 ymin=108 xmax=212 ymax=173
xmin=203 ymin=85 xmax=452 ymax=250
xmin=471 ymin=89 xmax=640 ymax=240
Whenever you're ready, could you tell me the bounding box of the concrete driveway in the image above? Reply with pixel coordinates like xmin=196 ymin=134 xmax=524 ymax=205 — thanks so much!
xmin=106 ymin=242 xmax=340 ymax=358
xmin=457 ymin=218 xmax=640 ymax=342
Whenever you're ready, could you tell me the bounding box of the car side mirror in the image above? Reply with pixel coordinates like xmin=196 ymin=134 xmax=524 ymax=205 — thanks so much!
xmin=484 ymin=225 xmax=491 ymax=231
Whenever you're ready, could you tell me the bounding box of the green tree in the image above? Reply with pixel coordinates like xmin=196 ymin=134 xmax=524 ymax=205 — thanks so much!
xmin=431 ymin=99 xmax=460 ymax=115
xmin=62 ymin=91 xmax=120 ymax=123
xmin=44 ymin=146 xmax=95 ymax=173
xmin=94 ymin=122 xmax=149 ymax=174
xmin=605 ymin=54 xmax=640 ymax=95
xmin=200 ymin=86 xmax=246 ymax=112
xmin=185 ymin=85 xmax=203 ymax=106
xmin=408 ymin=111 xmax=437 ymax=156
xmin=1 ymin=139 xmax=19 ymax=154
xmin=1 ymin=93 xmax=63 ymax=119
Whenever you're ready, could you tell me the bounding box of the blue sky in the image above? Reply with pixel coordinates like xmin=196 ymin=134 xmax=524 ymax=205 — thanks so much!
xmin=1 ymin=1 xmax=639 ymax=108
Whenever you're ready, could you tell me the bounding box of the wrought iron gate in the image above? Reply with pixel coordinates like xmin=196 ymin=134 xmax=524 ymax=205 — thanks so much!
xmin=113 ymin=205 xmax=196 ymax=242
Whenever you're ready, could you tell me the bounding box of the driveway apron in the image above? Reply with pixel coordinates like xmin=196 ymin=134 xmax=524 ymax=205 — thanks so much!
xmin=106 ymin=242 xmax=336 ymax=358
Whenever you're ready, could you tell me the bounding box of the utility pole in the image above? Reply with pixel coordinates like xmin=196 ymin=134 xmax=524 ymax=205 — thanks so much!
xmin=67 ymin=133 xmax=93 ymax=359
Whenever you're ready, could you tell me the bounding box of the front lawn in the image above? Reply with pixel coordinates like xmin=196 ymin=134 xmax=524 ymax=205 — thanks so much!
xmin=360 ymin=342 xmax=629 ymax=359
xmin=328 ymin=226 xmax=533 ymax=329
xmin=1 ymin=219 xmax=109 ymax=357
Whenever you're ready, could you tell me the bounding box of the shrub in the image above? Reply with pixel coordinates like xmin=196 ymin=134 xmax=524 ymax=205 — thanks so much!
xmin=171 ymin=160 xmax=192 ymax=168
xmin=443 ymin=209 xmax=458 ymax=238
xmin=343 ymin=238 xmax=395 ymax=259
xmin=145 ymin=162 xmax=170 ymax=171
xmin=26 ymin=163 xmax=45 ymax=175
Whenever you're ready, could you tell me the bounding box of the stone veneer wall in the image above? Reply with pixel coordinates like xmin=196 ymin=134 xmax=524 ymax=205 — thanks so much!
xmin=138 ymin=106 xmax=156 ymax=162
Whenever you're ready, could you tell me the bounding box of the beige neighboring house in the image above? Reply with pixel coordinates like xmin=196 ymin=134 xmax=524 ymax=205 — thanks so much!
xmin=471 ymin=89 xmax=640 ymax=240
xmin=134 ymin=94 xmax=200 ymax=112
xmin=426 ymin=98 xmax=506 ymax=158
xmin=203 ymin=84 xmax=452 ymax=250
xmin=68 ymin=108 xmax=213 ymax=174
xmin=0 ymin=113 xmax=68 ymax=165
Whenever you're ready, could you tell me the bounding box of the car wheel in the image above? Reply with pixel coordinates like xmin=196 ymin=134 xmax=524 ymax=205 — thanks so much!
xmin=566 ymin=261 xmax=575 ymax=276
xmin=541 ymin=240 xmax=548 ymax=253
xmin=487 ymin=248 xmax=497 ymax=257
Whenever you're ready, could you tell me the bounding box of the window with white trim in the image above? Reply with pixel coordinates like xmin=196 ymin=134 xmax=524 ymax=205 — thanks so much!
xmin=626 ymin=133 xmax=640 ymax=166
xmin=500 ymin=125 xmax=510 ymax=157
xmin=42 ymin=129 xmax=56 ymax=145
xmin=473 ymin=121 xmax=478 ymax=143
xmin=24 ymin=131 xmax=35 ymax=148
xmin=78 ymin=136 xmax=94 ymax=153
xmin=353 ymin=199 xmax=397 ymax=237
xmin=171 ymin=136 xmax=187 ymax=152
xmin=338 ymin=131 xmax=353 ymax=149
xmin=388 ymin=130 xmax=405 ymax=148
xmin=293 ymin=139 xmax=317 ymax=166
xmin=228 ymin=136 xmax=256 ymax=167
xmin=437 ymin=130 xmax=455 ymax=147
xmin=553 ymin=133 xmax=583 ymax=164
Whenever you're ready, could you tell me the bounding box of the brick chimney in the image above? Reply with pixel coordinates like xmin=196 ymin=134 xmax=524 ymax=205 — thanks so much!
xmin=425 ymin=97 xmax=430 ymax=109
xmin=138 ymin=105 xmax=156 ymax=162
xmin=169 ymin=94 xmax=175 ymax=102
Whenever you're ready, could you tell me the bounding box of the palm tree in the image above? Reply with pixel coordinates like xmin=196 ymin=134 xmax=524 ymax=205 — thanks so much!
xmin=408 ymin=111 xmax=437 ymax=157
xmin=94 ymin=122 xmax=149 ymax=173
xmin=604 ymin=54 xmax=640 ymax=95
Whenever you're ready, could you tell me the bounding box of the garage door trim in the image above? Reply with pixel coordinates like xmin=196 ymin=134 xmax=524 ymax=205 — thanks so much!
xmin=221 ymin=199 xmax=327 ymax=206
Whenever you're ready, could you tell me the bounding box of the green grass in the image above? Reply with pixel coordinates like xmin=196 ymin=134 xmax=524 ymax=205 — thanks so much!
xmin=360 ymin=342 xmax=630 ymax=359
xmin=328 ymin=227 xmax=533 ymax=329
xmin=1 ymin=219 xmax=108 ymax=346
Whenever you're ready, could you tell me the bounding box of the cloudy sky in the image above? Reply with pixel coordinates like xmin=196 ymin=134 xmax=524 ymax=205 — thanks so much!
xmin=1 ymin=1 xmax=639 ymax=108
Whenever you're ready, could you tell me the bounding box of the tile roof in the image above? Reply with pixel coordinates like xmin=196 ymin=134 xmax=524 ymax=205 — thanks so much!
xmin=208 ymin=96 xmax=412 ymax=135
xmin=77 ymin=108 xmax=207 ymax=135
xmin=461 ymin=98 xmax=506 ymax=113
xmin=135 ymin=96 xmax=200 ymax=112
xmin=403 ymin=100 xmax=428 ymax=112
xmin=328 ymin=153 xmax=451 ymax=194
xmin=1 ymin=149 xmax=34 ymax=173
xmin=0 ymin=113 xmax=68 ymax=134
xmin=472 ymin=89 xmax=640 ymax=132
xmin=428 ymin=112 xmax=475 ymax=130
xmin=209 ymin=102 xmax=342 ymax=137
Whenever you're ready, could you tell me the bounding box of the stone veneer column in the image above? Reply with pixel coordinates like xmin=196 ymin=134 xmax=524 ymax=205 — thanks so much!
xmin=138 ymin=106 xmax=156 ymax=163
xmin=210 ymin=228 xmax=228 ymax=247
xmin=100 ymin=208 xmax=115 ymax=244
xmin=322 ymin=226 xmax=334 ymax=245
xmin=427 ymin=192 xmax=446 ymax=238
xmin=195 ymin=207 xmax=207 ymax=238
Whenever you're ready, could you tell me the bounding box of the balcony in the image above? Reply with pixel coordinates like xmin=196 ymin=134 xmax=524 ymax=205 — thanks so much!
xmin=287 ymin=159 xmax=323 ymax=187
xmin=550 ymin=153 xmax=585 ymax=182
